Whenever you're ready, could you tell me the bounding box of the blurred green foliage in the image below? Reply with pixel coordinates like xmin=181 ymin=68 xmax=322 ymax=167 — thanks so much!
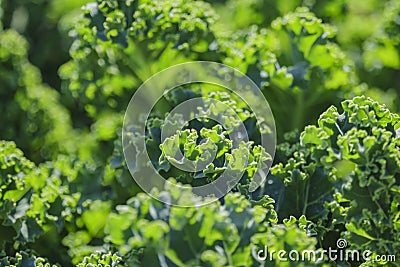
xmin=0 ymin=0 xmax=91 ymax=88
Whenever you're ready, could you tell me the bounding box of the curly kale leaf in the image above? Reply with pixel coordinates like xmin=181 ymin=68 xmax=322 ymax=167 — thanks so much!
xmin=271 ymin=96 xmax=400 ymax=258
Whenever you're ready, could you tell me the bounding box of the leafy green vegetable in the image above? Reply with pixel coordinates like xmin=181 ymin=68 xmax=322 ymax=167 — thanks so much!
xmin=77 ymin=251 xmax=122 ymax=267
xmin=272 ymin=96 xmax=400 ymax=263
xmin=1 ymin=0 xmax=400 ymax=266
xmin=0 ymin=251 xmax=58 ymax=267
xmin=104 ymin=179 xmax=327 ymax=266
